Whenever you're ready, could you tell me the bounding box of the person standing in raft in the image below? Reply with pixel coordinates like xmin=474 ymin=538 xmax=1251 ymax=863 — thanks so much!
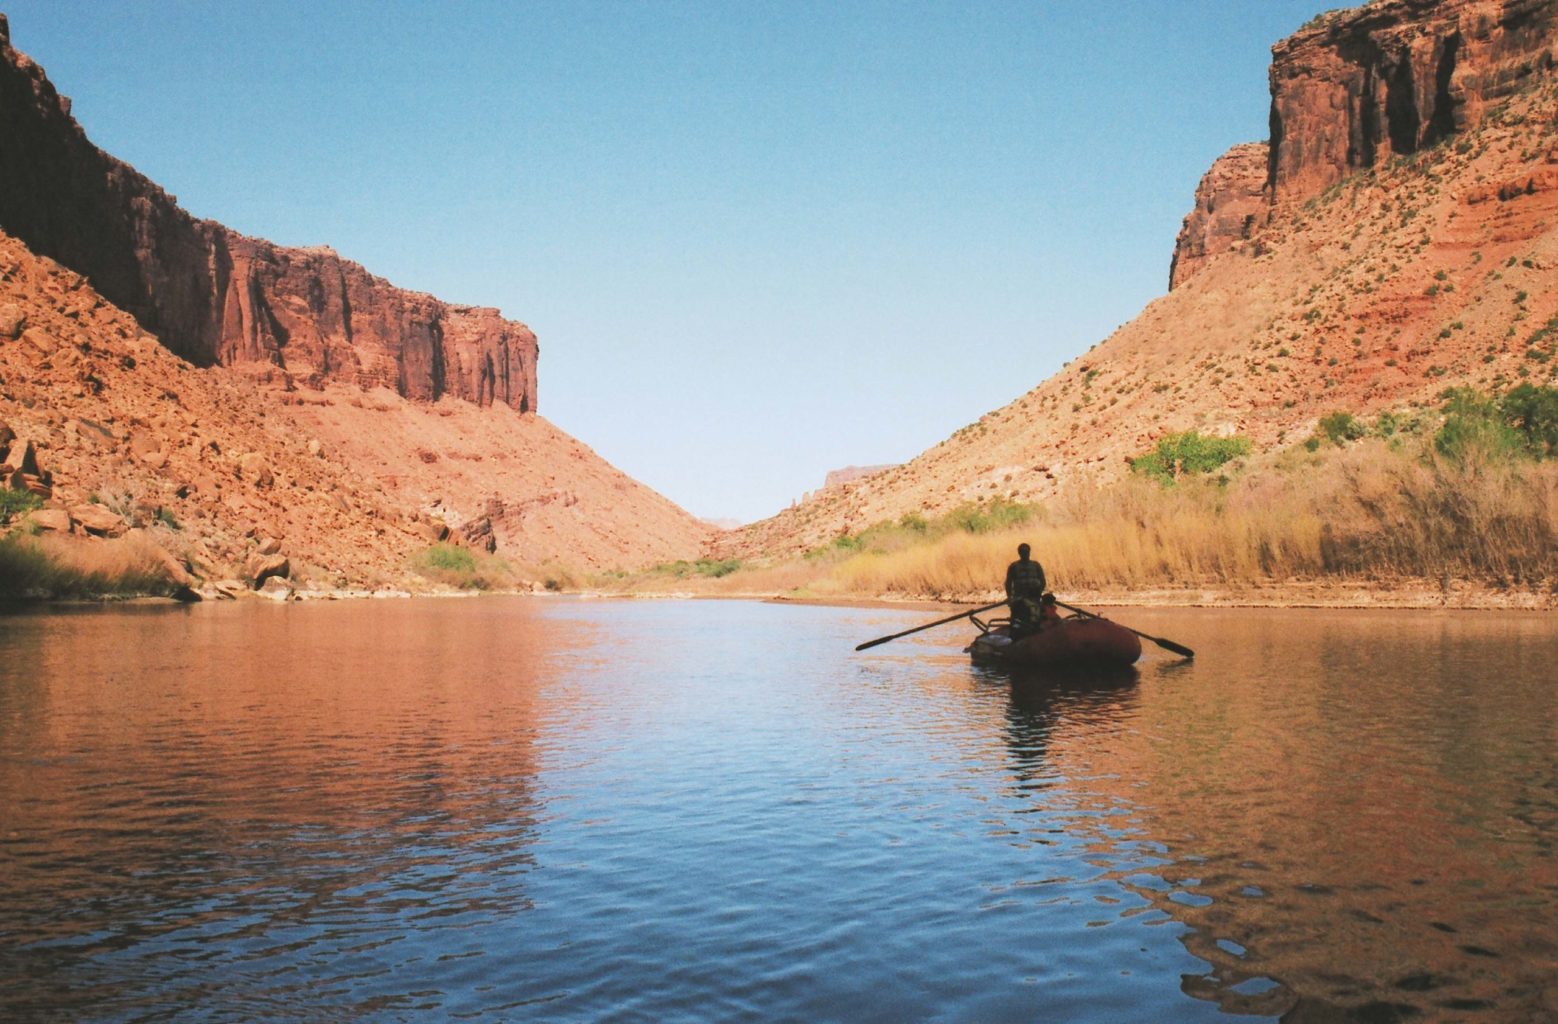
xmin=1004 ymin=543 xmax=1047 ymax=639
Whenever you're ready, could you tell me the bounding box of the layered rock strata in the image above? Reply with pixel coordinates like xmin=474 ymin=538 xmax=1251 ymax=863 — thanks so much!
xmin=1168 ymin=143 xmax=1271 ymax=290
xmin=0 ymin=15 xmax=537 ymax=412
xmin=1172 ymin=0 xmax=1558 ymax=288
xmin=1268 ymin=0 xmax=1558 ymax=201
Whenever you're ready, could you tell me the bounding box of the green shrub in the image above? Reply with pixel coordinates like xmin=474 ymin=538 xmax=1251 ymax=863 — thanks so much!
xmin=413 ymin=542 xmax=512 ymax=590
xmin=1434 ymin=388 xmax=1524 ymax=463
xmin=1131 ymin=431 xmax=1252 ymax=484
xmin=1499 ymin=383 xmax=1558 ymax=457
xmin=943 ymin=497 xmax=1033 ymax=534
xmin=1319 ymin=411 xmax=1367 ymax=446
xmin=0 ymin=489 xmax=43 ymax=521
xmin=422 ymin=543 xmax=476 ymax=574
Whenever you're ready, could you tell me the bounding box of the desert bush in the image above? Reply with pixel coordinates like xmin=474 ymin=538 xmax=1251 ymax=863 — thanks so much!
xmin=1318 ymin=411 xmax=1367 ymax=446
xmin=0 ymin=489 xmax=43 ymax=521
xmin=1130 ymin=431 xmax=1251 ymax=484
xmin=1500 ymin=383 xmax=1558 ymax=457
xmin=1435 ymin=388 xmax=1526 ymax=463
xmin=942 ymin=496 xmax=1032 ymax=534
xmin=822 ymin=434 xmax=1557 ymax=598
xmin=412 ymin=542 xmax=512 ymax=590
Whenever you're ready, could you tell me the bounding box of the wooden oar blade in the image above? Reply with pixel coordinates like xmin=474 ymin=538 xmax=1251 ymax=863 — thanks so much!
xmin=1149 ymin=635 xmax=1195 ymax=659
xmin=1052 ymin=599 xmax=1194 ymax=660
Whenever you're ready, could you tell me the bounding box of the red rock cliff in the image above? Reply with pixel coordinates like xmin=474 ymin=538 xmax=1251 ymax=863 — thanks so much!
xmin=1171 ymin=0 xmax=1558 ymax=289
xmin=1268 ymin=0 xmax=1558 ymax=202
xmin=1168 ymin=142 xmax=1270 ymax=290
xmin=0 ymin=15 xmax=537 ymax=412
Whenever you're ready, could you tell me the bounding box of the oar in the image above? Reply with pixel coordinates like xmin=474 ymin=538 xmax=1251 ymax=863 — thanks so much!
xmin=1053 ymin=600 xmax=1195 ymax=659
xmin=855 ymin=601 xmax=1007 ymax=651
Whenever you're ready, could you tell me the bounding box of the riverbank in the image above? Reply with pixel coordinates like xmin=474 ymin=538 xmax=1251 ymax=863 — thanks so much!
xmin=577 ymin=573 xmax=1558 ymax=611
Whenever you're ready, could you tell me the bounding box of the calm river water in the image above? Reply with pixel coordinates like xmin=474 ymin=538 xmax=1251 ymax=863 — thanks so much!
xmin=0 ymin=598 xmax=1554 ymax=1022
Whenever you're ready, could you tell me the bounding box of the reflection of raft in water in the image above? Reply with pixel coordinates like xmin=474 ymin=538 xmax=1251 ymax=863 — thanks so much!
xmin=965 ymin=614 xmax=1143 ymax=670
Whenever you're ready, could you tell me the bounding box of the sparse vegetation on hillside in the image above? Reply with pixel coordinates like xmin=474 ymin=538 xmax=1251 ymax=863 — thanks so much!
xmin=633 ymin=387 xmax=1558 ymax=602
xmin=826 ymin=424 xmax=1556 ymax=598
xmin=805 ymin=497 xmax=1038 ymax=564
xmin=645 ymin=557 xmax=744 ymax=579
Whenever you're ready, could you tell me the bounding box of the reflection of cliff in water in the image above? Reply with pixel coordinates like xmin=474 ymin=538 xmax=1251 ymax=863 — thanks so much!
xmin=0 ymin=599 xmax=573 ymax=1020
xmin=988 ymin=609 xmax=1558 ymax=1022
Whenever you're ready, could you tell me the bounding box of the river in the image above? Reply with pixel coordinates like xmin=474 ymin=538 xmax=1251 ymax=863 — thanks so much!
xmin=0 ymin=598 xmax=1553 ymax=1022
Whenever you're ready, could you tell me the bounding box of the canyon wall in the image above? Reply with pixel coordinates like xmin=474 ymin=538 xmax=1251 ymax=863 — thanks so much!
xmin=1268 ymin=0 xmax=1558 ymax=200
xmin=1172 ymin=0 xmax=1558 ymax=288
xmin=0 ymin=15 xmax=536 ymax=412
xmin=1167 ymin=142 xmax=1270 ymax=290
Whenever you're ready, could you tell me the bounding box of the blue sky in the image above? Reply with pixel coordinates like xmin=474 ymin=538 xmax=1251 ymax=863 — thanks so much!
xmin=6 ymin=1 xmax=1328 ymax=522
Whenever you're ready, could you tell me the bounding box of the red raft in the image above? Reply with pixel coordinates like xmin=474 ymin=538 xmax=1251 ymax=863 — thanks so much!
xmin=965 ymin=615 xmax=1142 ymax=670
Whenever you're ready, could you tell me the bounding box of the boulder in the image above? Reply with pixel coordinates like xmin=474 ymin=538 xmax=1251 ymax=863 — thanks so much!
xmin=244 ymin=551 xmax=290 ymax=588
xmin=0 ymin=303 xmax=24 ymax=339
xmin=461 ymin=516 xmax=497 ymax=554
xmin=128 ymin=534 xmax=201 ymax=601
xmin=0 ymin=419 xmax=13 ymax=451
xmin=256 ymin=575 xmax=294 ymax=601
xmin=1 ymin=438 xmax=38 ymax=476
xmin=23 ymin=508 xmax=71 ymax=532
xmin=18 ymin=474 xmax=51 ymax=499
xmin=416 ymin=519 xmax=450 ymax=543
xmin=206 ymin=579 xmax=248 ymax=600
xmin=237 ymin=452 xmax=273 ymax=489
xmin=69 ymin=503 xmax=127 ymax=537
xmin=20 ymin=327 xmax=57 ymax=355
xmin=255 ymin=535 xmax=282 ymax=556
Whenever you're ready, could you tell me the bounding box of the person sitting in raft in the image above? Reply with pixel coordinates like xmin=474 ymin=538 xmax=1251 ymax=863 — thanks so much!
xmin=1004 ymin=542 xmax=1047 ymax=639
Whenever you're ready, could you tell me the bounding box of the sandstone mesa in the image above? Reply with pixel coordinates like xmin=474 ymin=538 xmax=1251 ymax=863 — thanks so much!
xmin=0 ymin=13 xmax=711 ymax=596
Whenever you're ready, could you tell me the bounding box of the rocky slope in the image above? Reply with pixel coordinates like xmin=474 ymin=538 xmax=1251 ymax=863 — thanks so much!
xmin=0 ymin=226 xmax=710 ymax=590
xmin=0 ymin=14 xmax=535 ymax=412
xmin=730 ymin=0 xmax=1558 ymax=559
xmin=0 ymin=16 xmax=711 ymax=590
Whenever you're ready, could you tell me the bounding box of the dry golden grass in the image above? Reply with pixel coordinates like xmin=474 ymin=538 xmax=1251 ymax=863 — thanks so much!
xmin=825 ymin=438 xmax=1558 ymax=599
xmin=0 ymin=532 xmax=177 ymax=600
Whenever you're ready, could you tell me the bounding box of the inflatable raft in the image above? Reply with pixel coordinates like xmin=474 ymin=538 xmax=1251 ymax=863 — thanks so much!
xmin=965 ymin=615 xmax=1142 ymax=670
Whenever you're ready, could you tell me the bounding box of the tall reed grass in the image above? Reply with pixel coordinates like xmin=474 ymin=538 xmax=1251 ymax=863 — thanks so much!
xmin=0 ymin=532 xmax=179 ymax=600
xmin=827 ymin=438 xmax=1558 ymax=599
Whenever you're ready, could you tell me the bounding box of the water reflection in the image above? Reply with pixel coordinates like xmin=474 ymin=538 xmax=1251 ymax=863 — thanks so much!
xmin=1 ymin=600 xmax=1553 ymax=1022
xmin=984 ymin=608 xmax=1558 ymax=1022
xmin=0 ymin=599 xmax=566 ymax=1021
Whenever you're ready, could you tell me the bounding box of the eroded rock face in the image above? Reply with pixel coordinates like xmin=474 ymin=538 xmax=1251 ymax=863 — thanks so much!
xmin=1169 ymin=142 xmax=1271 ymax=290
xmin=0 ymin=23 xmax=537 ymax=413
xmin=1170 ymin=0 xmax=1558 ymax=289
xmin=1268 ymin=0 xmax=1558 ymax=202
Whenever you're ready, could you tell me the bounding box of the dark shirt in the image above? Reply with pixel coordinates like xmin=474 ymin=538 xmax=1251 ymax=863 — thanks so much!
xmin=1005 ymin=556 xmax=1046 ymax=600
